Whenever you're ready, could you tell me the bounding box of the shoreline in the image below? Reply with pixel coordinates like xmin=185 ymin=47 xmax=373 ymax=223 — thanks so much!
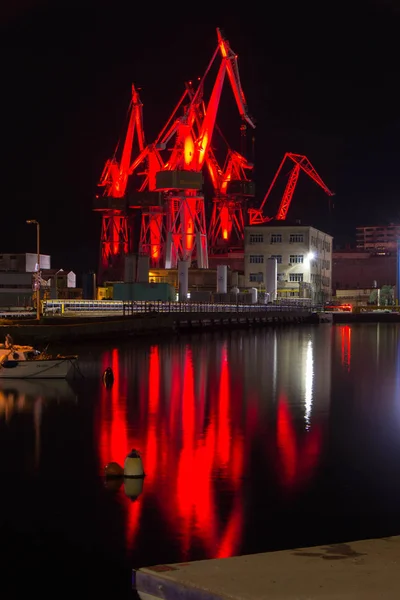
xmin=0 ymin=309 xmax=321 ymax=344
xmin=0 ymin=309 xmax=396 ymax=345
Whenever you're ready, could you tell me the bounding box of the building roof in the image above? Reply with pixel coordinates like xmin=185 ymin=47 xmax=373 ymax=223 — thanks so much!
xmin=42 ymin=269 xmax=74 ymax=276
xmin=245 ymin=220 xmax=333 ymax=236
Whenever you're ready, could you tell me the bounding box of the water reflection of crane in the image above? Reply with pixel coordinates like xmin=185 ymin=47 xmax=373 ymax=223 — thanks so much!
xmin=98 ymin=342 xmax=245 ymax=558
xmin=96 ymin=334 xmax=330 ymax=557
xmin=276 ymin=394 xmax=322 ymax=490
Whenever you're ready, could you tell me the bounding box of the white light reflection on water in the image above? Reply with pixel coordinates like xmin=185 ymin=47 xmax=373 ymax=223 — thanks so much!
xmin=304 ymin=339 xmax=314 ymax=430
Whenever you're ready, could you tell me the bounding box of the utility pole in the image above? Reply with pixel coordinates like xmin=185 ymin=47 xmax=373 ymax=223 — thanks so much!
xmin=397 ymin=239 xmax=400 ymax=305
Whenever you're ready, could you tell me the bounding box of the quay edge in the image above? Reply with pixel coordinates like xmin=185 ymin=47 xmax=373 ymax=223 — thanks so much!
xmin=332 ymin=311 xmax=400 ymax=323
xmin=0 ymin=310 xmax=325 ymax=345
xmin=132 ymin=535 xmax=400 ymax=600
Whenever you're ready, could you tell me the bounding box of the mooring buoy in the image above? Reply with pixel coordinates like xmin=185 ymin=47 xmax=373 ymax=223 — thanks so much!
xmin=104 ymin=477 xmax=123 ymax=492
xmin=124 ymin=449 xmax=145 ymax=478
xmin=104 ymin=461 xmax=124 ymax=478
xmin=102 ymin=367 xmax=114 ymax=388
xmin=124 ymin=477 xmax=144 ymax=500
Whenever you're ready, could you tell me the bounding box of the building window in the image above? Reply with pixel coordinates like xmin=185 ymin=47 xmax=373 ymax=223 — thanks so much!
xmin=249 ymin=255 xmax=264 ymax=264
xmin=289 ymin=254 xmax=304 ymax=264
xmin=270 ymin=254 xmax=282 ymax=264
xmin=289 ymin=273 xmax=303 ymax=282
xmin=250 ymin=272 xmax=263 ymax=282
xmin=289 ymin=234 xmax=304 ymax=243
xmin=322 ymin=240 xmax=331 ymax=252
xmin=249 ymin=233 xmax=264 ymax=244
xmin=277 ymin=273 xmax=286 ymax=282
xmin=271 ymin=234 xmax=282 ymax=243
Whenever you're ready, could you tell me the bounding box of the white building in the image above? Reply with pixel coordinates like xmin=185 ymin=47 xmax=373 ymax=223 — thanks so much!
xmin=0 ymin=253 xmax=76 ymax=306
xmin=244 ymin=224 xmax=333 ymax=302
xmin=0 ymin=253 xmax=51 ymax=273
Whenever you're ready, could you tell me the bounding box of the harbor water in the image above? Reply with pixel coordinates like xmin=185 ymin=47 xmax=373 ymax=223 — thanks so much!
xmin=1 ymin=323 xmax=400 ymax=598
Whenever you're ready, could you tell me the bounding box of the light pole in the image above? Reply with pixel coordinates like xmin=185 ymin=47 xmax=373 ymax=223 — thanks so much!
xmin=26 ymin=219 xmax=40 ymax=320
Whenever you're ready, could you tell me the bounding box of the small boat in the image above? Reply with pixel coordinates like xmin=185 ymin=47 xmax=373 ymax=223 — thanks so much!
xmin=0 ymin=335 xmax=78 ymax=379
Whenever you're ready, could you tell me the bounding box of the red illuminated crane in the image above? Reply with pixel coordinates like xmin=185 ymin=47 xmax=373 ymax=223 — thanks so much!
xmin=184 ymin=53 xmax=256 ymax=257
xmin=248 ymin=152 xmax=334 ymax=225
xmin=94 ymin=84 xmax=145 ymax=283
xmin=127 ymin=87 xmax=191 ymax=267
xmin=207 ymin=146 xmax=255 ymax=254
xmin=132 ymin=28 xmax=255 ymax=269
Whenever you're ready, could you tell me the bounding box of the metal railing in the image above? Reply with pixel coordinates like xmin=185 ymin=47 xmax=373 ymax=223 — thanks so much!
xmin=122 ymin=300 xmax=315 ymax=316
xmin=41 ymin=298 xmax=317 ymax=316
xmin=43 ymin=300 xmax=124 ymax=313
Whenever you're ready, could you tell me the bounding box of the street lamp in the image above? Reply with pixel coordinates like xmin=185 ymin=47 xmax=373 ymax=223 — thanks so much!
xmin=26 ymin=219 xmax=40 ymax=320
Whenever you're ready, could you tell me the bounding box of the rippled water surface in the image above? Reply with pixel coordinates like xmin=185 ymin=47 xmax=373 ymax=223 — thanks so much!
xmin=2 ymin=323 xmax=400 ymax=598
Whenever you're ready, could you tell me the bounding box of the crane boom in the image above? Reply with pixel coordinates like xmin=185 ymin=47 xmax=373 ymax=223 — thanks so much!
xmin=216 ymin=28 xmax=255 ymax=130
xmin=94 ymin=84 xmax=148 ymax=283
xmin=98 ymin=84 xmax=145 ymax=198
xmin=248 ymin=152 xmax=334 ymax=225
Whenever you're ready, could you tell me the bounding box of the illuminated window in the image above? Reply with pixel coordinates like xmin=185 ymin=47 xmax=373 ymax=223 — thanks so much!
xmin=271 ymin=234 xmax=282 ymax=243
xmin=250 ymin=272 xmax=263 ymax=282
xmin=249 ymin=233 xmax=264 ymax=244
xmin=289 ymin=234 xmax=304 ymax=243
xmin=289 ymin=254 xmax=304 ymax=264
xmin=249 ymin=255 xmax=264 ymax=264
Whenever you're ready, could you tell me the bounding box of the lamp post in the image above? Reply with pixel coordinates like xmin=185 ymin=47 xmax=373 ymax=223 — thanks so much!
xmin=26 ymin=219 xmax=40 ymax=320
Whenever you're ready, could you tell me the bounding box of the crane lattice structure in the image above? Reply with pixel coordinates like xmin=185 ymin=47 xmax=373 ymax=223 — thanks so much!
xmin=248 ymin=152 xmax=334 ymax=225
xmin=94 ymin=85 xmax=145 ymax=282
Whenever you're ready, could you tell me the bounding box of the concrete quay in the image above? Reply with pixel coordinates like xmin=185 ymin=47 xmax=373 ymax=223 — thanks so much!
xmin=0 ymin=309 xmax=322 ymax=344
xmin=333 ymin=311 xmax=400 ymax=323
xmin=133 ymin=535 xmax=400 ymax=600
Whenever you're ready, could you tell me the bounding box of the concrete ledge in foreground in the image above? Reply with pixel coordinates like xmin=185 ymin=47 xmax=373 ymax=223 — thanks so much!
xmin=133 ymin=536 xmax=400 ymax=600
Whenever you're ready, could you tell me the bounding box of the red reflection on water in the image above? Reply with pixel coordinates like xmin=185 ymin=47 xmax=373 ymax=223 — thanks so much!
xmin=340 ymin=325 xmax=352 ymax=371
xmin=96 ymin=341 xmax=246 ymax=559
xmin=98 ymin=349 xmax=141 ymax=546
xmin=276 ymin=394 xmax=322 ymax=490
xmin=99 ymin=349 xmax=129 ymax=466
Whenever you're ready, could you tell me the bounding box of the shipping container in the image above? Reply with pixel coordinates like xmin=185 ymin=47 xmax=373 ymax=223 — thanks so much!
xmin=97 ymin=286 xmax=113 ymax=300
xmin=113 ymin=282 xmax=175 ymax=302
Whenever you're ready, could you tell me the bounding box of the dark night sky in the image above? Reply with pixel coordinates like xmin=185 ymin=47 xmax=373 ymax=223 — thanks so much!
xmin=1 ymin=0 xmax=400 ymax=274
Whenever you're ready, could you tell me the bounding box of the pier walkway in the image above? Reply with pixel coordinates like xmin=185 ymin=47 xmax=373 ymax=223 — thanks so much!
xmin=133 ymin=536 xmax=400 ymax=600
